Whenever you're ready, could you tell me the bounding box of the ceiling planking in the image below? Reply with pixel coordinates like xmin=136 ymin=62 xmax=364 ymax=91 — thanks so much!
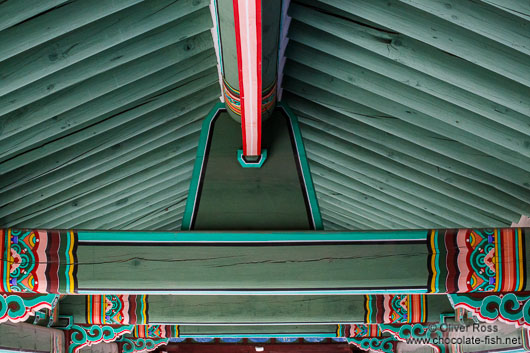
xmin=283 ymin=0 xmax=530 ymax=230
xmin=0 ymin=0 xmax=220 ymax=230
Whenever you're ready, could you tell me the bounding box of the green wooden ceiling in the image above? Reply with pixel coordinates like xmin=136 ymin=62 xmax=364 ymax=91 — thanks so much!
xmin=282 ymin=0 xmax=530 ymax=230
xmin=0 ymin=0 xmax=529 ymax=231
xmin=0 ymin=0 xmax=220 ymax=230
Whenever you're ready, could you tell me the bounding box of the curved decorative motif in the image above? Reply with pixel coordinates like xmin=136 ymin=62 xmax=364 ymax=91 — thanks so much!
xmin=428 ymin=228 xmax=525 ymax=293
xmin=67 ymin=324 xmax=134 ymax=353
xmin=0 ymin=293 xmax=58 ymax=323
xmin=449 ymin=293 xmax=530 ymax=329
xmin=347 ymin=336 xmax=397 ymax=353
xmin=133 ymin=325 xmax=178 ymax=338
xmin=120 ymin=337 xmax=169 ymax=353
xmin=0 ymin=229 xmax=78 ymax=293
xmin=86 ymin=295 xmax=148 ymax=325
xmin=380 ymin=323 xmax=446 ymax=353
xmin=223 ymin=79 xmax=276 ymax=117
xmin=365 ymin=294 xmax=426 ymax=323
xmin=337 ymin=324 xmax=381 ymax=338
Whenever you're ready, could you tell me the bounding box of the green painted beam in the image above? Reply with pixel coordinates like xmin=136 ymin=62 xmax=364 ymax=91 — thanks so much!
xmin=300 ymin=123 xmax=521 ymax=222
xmin=60 ymin=295 xmax=452 ymax=325
xmin=282 ymin=63 xmax=530 ymax=189
xmin=2 ymin=228 xmax=528 ymax=294
xmin=288 ymin=2 xmax=530 ymax=118
xmin=285 ymin=42 xmax=530 ymax=163
xmin=318 ymin=0 xmax=530 ymax=88
xmin=0 ymin=0 xmax=210 ymax=97
xmin=0 ymin=8 xmax=212 ymax=118
xmin=177 ymin=324 xmax=337 ymax=336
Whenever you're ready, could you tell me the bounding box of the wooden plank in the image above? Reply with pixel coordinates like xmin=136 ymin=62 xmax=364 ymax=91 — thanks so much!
xmin=398 ymin=0 xmax=530 ymax=55
xmin=0 ymin=82 xmax=219 ymax=193
xmin=319 ymin=0 xmax=530 ymax=88
xmin=0 ymin=0 xmax=210 ymax=96
xmin=76 ymin=187 xmax=188 ymax=230
xmin=299 ymin=119 xmax=526 ymax=219
xmin=0 ymin=31 xmax=213 ymax=141
xmin=320 ymin=210 xmax=369 ymax=230
xmin=0 ymin=134 xmax=200 ymax=228
xmin=19 ymin=161 xmax=193 ymax=229
xmin=0 ymin=0 xmax=143 ymax=62
xmin=282 ymin=64 xmax=530 ymax=188
xmin=284 ymin=87 xmax=530 ymax=203
xmin=317 ymin=197 xmax=387 ymax=230
xmin=480 ymin=0 xmax=530 ymax=20
xmin=286 ymin=42 xmax=530 ymax=161
xmin=0 ymin=51 xmax=217 ymax=162
xmin=53 ymin=168 xmax=191 ymax=230
xmin=305 ymin=148 xmax=491 ymax=227
xmin=287 ymin=17 xmax=530 ymax=136
xmin=287 ymin=93 xmax=530 ymax=209
xmin=0 ymin=322 xmax=65 ymax=352
xmin=0 ymin=8 xmax=212 ymax=117
xmin=126 ymin=203 xmax=187 ymax=231
xmin=0 ymin=0 xmax=70 ymax=32
xmin=0 ymin=70 xmax=218 ymax=174
xmin=315 ymin=185 xmax=418 ymax=229
xmin=0 ymin=100 xmax=213 ymax=212
xmin=75 ymin=242 xmax=431 ymax=291
xmin=288 ymin=2 xmax=530 ymax=117
xmin=305 ymin=139 xmax=509 ymax=226
xmin=309 ymin=162 xmax=452 ymax=228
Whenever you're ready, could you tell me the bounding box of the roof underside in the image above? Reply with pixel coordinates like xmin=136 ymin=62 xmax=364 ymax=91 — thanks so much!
xmin=1 ymin=0 xmax=529 ymax=231
xmin=282 ymin=0 xmax=530 ymax=230
xmin=0 ymin=0 xmax=219 ymax=230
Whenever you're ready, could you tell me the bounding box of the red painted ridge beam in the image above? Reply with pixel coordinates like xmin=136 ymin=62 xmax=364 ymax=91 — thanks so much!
xmin=233 ymin=0 xmax=262 ymax=157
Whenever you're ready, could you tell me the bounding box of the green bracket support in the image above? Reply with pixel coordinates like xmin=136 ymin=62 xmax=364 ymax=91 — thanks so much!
xmin=0 ymin=293 xmax=58 ymax=324
xmin=119 ymin=337 xmax=169 ymax=353
xmin=237 ymin=149 xmax=267 ymax=167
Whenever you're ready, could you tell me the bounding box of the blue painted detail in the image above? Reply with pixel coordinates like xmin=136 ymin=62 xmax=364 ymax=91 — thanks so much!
xmin=237 ymin=149 xmax=268 ymax=168
xmin=220 ymin=338 xmax=243 ymax=343
xmin=169 ymin=338 xmax=186 ymax=343
xmin=304 ymin=338 xmax=325 ymax=343
xmin=332 ymin=338 xmax=347 ymax=343
xmin=193 ymin=338 xmax=215 ymax=343
xmin=249 ymin=338 xmax=271 ymax=343
xmin=276 ymin=338 xmax=298 ymax=343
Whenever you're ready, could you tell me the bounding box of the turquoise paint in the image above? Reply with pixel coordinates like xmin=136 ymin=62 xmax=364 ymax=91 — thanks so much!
xmin=279 ymin=101 xmax=323 ymax=230
xmin=180 ymin=333 xmax=335 ymax=338
xmin=237 ymin=149 xmax=268 ymax=167
xmin=181 ymin=102 xmax=225 ymax=230
xmin=77 ymin=288 xmax=427 ymax=295
xmin=77 ymin=230 xmax=428 ymax=242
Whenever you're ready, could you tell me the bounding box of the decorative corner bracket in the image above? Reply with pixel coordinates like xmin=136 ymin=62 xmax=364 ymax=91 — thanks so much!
xmin=119 ymin=337 xmax=169 ymax=353
xmin=0 ymin=293 xmax=58 ymax=323
xmin=237 ymin=149 xmax=267 ymax=168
